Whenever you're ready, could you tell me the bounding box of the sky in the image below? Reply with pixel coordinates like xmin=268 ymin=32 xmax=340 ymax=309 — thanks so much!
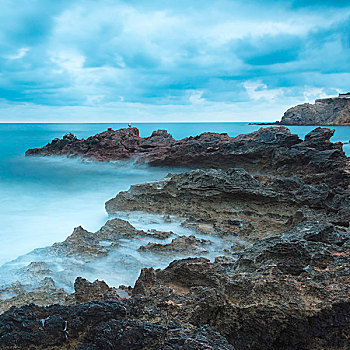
xmin=0 ymin=0 xmax=349 ymax=122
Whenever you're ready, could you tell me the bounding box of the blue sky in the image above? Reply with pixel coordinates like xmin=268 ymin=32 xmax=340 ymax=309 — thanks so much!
xmin=0 ymin=0 xmax=349 ymax=122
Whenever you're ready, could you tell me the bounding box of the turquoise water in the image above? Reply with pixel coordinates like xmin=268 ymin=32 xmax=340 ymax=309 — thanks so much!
xmin=0 ymin=123 xmax=349 ymax=266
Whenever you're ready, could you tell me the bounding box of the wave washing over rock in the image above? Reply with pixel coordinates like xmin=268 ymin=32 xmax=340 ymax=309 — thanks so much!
xmin=0 ymin=126 xmax=349 ymax=349
xmin=26 ymin=126 xmax=350 ymax=188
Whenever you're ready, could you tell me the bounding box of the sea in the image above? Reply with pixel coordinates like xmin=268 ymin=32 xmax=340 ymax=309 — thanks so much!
xmin=0 ymin=123 xmax=349 ymax=289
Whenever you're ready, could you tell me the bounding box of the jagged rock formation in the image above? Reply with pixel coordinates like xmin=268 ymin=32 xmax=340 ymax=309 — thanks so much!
xmin=106 ymin=168 xmax=350 ymax=241
xmin=3 ymin=125 xmax=348 ymax=349
xmin=45 ymin=218 xmax=171 ymax=260
xmin=0 ymin=222 xmax=349 ymax=349
xmin=281 ymin=93 xmax=350 ymax=125
xmin=26 ymin=126 xmax=350 ymax=188
xmin=0 ymin=278 xmax=72 ymax=314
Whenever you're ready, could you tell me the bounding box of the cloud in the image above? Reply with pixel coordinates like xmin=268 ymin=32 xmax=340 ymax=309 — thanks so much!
xmin=5 ymin=48 xmax=30 ymax=60
xmin=0 ymin=0 xmax=349 ymax=121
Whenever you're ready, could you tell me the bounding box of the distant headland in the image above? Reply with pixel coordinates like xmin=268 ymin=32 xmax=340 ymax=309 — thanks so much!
xmin=250 ymin=92 xmax=350 ymax=126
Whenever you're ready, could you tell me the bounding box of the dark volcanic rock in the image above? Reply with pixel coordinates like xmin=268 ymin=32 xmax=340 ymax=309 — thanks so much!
xmin=74 ymin=277 xmax=120 ymax=304
xmin=0 ymin=277 xmax=71 ymax=314
xmin=26 ymin=126 xmax=350 ymax=188
xmin=138 ymin=235 xmax=212 ymax=255
xmin=12 ymin=123 xmax=350 ymax=348
xmin=280 ymin=94 xmax=350 ymax=126
xmin=0 ymin=222 xmax=349 ymax=349
xmin=106 ymin=168 xmax=350 ymax=240
xmin=129 ymin=222 xmax=350 ymax=350
xmin=0 ymin=301 xmax=234 ymax=350
xmin=234 ymin=221 xmax=350 ymax=275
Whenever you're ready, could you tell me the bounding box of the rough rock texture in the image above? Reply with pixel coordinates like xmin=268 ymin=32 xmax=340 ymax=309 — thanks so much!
xmin=106 ymin=168 xmax=350 ymax=240
xmin=26 ymin=126 xmax=350 ymax=188
xmin=74 ymin=277 xmax=121 ymax=304
xmin=138 ymin=235 xmax=212 ymax=255
xmin=44 ymin=218 xmax=170 ymax=260
xmin=1 ymin=222 xmax=349 ymax=349
xmin=0 ymin=278 xmax=72 ymax=315
xmin=130 ymin=222 xmax=350 ymax=350
xmin=0 ymin=301 xmax=234 ymax=350
xmin=9 ymin=125 xmax=350 ymax=348
xmin=281 ymin=94 xmax=350 ymax=125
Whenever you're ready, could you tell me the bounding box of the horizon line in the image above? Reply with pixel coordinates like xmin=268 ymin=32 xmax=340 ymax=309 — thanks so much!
xmin=0 ymin=120 xmax=276 ymax=124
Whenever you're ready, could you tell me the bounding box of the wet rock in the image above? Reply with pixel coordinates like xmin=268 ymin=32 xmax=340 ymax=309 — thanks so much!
xmin=45 ymin=218 xmax=170 ymax=260
xmin=138 ymin=235 xmax=212 ymax=255
xmin=1 ymin=217 xmax=350 ymax=349
xmin=146 ymin=229 xmax=173 ymax=239
xmin=128 ymin=221 xmax=350 ymax=350
xmin=0 ymin=277 xmax=71 ymax=314
xmin=26 ymin=126 xmax=350 ymax=188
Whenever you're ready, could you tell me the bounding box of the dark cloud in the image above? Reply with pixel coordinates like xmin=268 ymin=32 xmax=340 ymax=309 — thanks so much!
xmin=0 ymin=0 xmax=349 ymax=120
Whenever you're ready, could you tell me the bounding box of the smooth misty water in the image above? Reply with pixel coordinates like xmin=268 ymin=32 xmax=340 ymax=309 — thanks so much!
xmin=0 ymin=122 xmax=349 ymax=270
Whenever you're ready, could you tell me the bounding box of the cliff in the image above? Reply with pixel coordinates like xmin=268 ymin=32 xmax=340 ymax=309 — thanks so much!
xmin=280 ymin=93 xmax=350 ymax=126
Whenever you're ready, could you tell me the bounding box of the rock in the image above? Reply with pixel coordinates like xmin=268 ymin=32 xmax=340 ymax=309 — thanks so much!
xmin=74 ymin=277 xmax=120 ymax=304
xmin=128 ymin=222 xmax=350 ymax=350
xmin=25 ymin=126 xmax=350 ymax=188
xmin=0 ymin=277 xmax=71 ymax=314
xmin=45 ymin=218 xmax=169 ymax=260
xmin=280 ymin=94 xmax=350 ymax=125
xmin=138 ymin=235 xmax=212 ymax=255
xmin=233 ymin=221 xmax=350 ymax=275
xmin=0 ymin=219 xmax=349 ymax=349
xmin=106 ymin=168 xmax=350 ymax=241
xmin=146 ymin=229 xmax=173 ymax=239
xmin=0 ymin=301 xmax=234 ymax=349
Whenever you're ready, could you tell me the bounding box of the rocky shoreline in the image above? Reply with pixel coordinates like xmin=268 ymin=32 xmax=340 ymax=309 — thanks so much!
xmin=26 ymin=126 xmax=350 ymax=189
xmin=0 ymin=126 xmax=349 ymax=349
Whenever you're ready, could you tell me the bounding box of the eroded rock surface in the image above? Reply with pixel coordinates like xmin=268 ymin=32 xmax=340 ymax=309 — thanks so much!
xmin=0 ymin=278 xmax=72 ymax=314
xmin=0 ymin=301 xmax=234 ymax=350
xmin=130 ymin=222 xmax=350 ymax=350
xmin=26 ymin=126 xmax=350 ymax=188
xmin=44 ymin=218 xmax=171 ymax=260
xmin=0 ymin=222 xmax=349 ymax=349
xmin=106 ymin=168 xmax=350 ymax=241
xmin=6 ymin=125 xmax=349 ymax=348
xmin=138 ymin=235 xmax=212 ymax=255
xmin=281 ymin=94 xmax=350 ymax=125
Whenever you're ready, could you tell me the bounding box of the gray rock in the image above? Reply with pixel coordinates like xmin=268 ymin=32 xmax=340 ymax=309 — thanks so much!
xmin=280 ymin=94 xmax=350 ymax=125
